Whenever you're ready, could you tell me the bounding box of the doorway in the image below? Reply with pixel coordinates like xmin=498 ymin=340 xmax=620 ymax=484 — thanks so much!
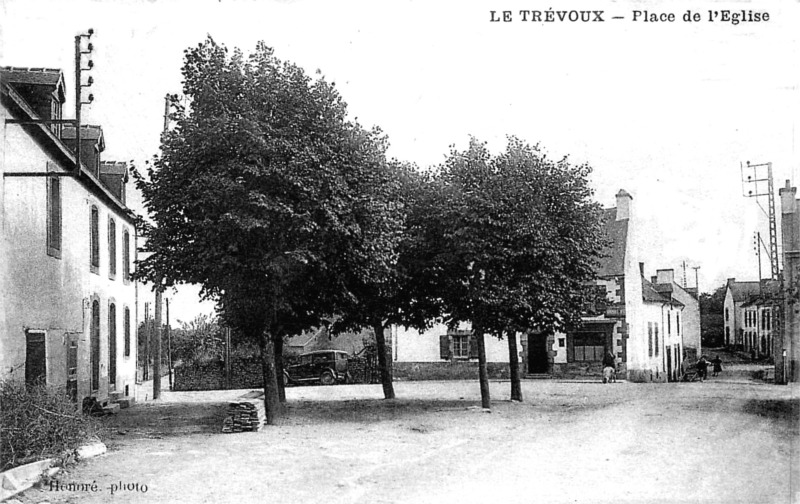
xmin=527 ymin=333 xmax=549 ymax=374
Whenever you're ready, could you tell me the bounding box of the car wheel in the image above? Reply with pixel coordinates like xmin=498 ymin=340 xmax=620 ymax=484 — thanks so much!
xmin=320 ymin=371 xmax=335 ymax=386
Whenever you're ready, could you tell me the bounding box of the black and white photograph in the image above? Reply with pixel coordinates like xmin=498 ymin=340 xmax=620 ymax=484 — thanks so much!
xmin=0 ymin=1 xmax=798 ymax=503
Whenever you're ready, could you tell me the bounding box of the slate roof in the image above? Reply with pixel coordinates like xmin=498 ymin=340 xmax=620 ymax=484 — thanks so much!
xmin=62 ymin=124 xmax=104 ymax=141
xmin=1 ymin=66 xmax=63 ymax=87
xmin=642 ymin=276 xmax=683 ymax=306
xmin=100 ymin=161 xmax=129 ymax=179
xmin=727 ymin=281 xmax=761 ymax=302
xmin=595 ymin=207 xmax=628 ymax=277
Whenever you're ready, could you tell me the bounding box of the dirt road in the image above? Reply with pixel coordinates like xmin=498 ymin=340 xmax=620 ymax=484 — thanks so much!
xmin=17 ymin=379 xmax=798 ymax=504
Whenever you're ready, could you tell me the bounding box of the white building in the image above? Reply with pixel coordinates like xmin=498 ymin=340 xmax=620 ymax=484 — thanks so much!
xmin=390 ymin=189 xmax=701 ymax=382
xmin=1 ymin=66 xmax=137 ymax=407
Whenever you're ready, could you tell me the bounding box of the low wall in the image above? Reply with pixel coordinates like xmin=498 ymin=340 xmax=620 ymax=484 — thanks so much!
xmin=173 ymin=358 xmax=262 ymax=391
xmin=174 ymin=357 xmax=379 ymax=391
xmin=393 ymin=361 xmax=512 ymax=381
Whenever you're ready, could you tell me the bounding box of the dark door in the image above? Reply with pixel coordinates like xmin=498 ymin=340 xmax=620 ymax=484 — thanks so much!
xmin=25 ymin=331 xmax=46 ymax=385
xmin=666 ymin=346 xmax=673 ymax=382
xmin=528 ymin=333 xmax=549 ymax=374
xmin=67 ymin=335 xmax=78 ymax=403
xmin=109 ymin=304 xmax=117 ymax=390
xmin=91 ymin=300 xmax=100 ymax=392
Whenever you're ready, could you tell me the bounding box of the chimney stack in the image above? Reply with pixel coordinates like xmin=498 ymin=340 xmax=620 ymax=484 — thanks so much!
xmin=780 ymin=179 xmax=797 ymax=215
xmin=656 ymin=269 xmax=675 ymax=285
xmin=615 ymin=189 xmax=633 ymax=221
xmin=639 ymin=262 xmax=645 ymax=277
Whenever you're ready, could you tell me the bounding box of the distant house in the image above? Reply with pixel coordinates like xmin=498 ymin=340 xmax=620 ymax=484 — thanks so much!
xmin=739 ymin=280 xmax=780 ymax=358
xmin=0 ymin=66 xmax=137 ymax=407
xmin=390 ymin=189 xmax=701 ymax=382
xmin=285 ymin=326 xmax=372 ymax=357
xmin=723 ymin=279 xmax=761 ymax=348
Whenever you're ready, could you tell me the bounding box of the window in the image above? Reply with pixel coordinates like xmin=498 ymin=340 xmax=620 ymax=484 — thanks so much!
xmin=654 ymin=323 xmax=659 ymax=357
xmin=109 ymin=303 xmax=117 ymax=387
xmin=648 ymin=322 xmax=653 ymax=357
xmin=108 ymin=218 xmax=116 ymax=279
xmin=452 ymin=335 xmax=469 ymax=359
xmin=124 ymin=307 xmax=131 ymax=357
xmin=571 ymin=332 xmax=605 ymax=362
xmin=558 ymin=338 xmax=566 ymax=348
xmin=725 ymin=308 xmax=729 ymax=322
xmin=676 ymin=313 xmax=680 ymax=335
xmin=667 ymin=313 xmax=671 ymax=335
xmin=91 ymin=300 xmax=100 ymax=391
xmin=123 ymin=229 xmax=131 ymax=282
xmin=90 ymin=206 xmax=99 ymax=273
xmin=46 ymin=172 xmax=62 ymax=258
xmin=725 ymin=327 xmax=730 ymax=345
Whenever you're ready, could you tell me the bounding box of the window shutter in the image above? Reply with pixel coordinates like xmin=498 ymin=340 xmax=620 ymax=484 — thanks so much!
xmin=439 ymin=335 xmax=451 ymax=360
xmin=469 ymin=333 xmax=479 ymax=359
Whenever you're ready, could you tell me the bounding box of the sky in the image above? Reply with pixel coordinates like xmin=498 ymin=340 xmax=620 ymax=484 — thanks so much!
xmin=1 ymin=0 xmax=798 ymax=323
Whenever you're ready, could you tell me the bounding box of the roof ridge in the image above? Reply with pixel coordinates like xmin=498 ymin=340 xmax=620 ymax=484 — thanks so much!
xmin=2 ymin=66 xmax=62 ymax=73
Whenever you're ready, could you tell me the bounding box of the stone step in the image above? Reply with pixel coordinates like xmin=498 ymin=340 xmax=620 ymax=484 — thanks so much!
xmin=525 ymin=374 xmax=551 ymax=379
xmin=102 ymin=403 xmax=120 ymax=415
xmin=113 ymin=396 xmax=135 ymax=409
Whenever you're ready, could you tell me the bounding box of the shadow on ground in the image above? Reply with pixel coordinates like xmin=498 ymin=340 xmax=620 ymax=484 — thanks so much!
xmin=741 ymin=397 xmax=800 ymax=434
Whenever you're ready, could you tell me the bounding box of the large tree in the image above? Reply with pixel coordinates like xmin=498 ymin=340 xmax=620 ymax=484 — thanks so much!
xmin=134 ymin=38 xmax=402 ymax=424
xmin=700 ymin=284 xmax=726 ymax=347
xmin=425 ymin=137 xmax=605 ymax=406
xmin=331 ymin=162 xmax=444 ymax=399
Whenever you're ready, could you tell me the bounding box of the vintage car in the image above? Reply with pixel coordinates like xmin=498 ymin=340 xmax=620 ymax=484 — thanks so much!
xmin=283 ymin=350 xmax=350 ymax=386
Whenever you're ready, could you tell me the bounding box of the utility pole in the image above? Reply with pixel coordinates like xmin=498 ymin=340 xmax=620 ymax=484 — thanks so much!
xmin=153 ymin=290 xmax=162 ymax=399
xmin=152 ymin=94 xmax=172 ymax=400
xmin=166 ymin=298 xmax=173 ymax=391
xmin=692 ymin=266 xmax=700 ymax=293
xmin=74 ymin=29 xmax=94 ymax=175
xmin=143 ymin=302 xmax=150 ymax=381
xmin=680 ymin=261 xmax=688 ymax=288
xmin=742 ymin=161 xmax=780 ymax=279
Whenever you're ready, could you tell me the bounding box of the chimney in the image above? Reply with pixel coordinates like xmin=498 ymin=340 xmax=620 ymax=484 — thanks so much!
xmin=779 ymin=179 xmax=797 ymax=215
xmin=727 ymin=277 xmax=736 ymax=286
xmin=615 ymin=189 xmax=633 ymax=221
xmin=651 ymin=276 xmax=657 ymax=284
xmin=656 ymin=269 xmax=675 ymax=285
xmin=639 ymin=262 xmax=645 ymax=277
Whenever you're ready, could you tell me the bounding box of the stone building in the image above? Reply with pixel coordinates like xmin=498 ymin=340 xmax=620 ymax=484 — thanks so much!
xmin=0 ymin=66 xmax=137 ymax=407
xmin=776 ymin=180 xmax=800 ymax=383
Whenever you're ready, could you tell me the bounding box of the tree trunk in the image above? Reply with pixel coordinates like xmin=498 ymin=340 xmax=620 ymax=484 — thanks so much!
xmin=373 ymin=318 xmax=395 ymax=400
xmin=475 ymin=326 xmax=491 ymax=409
xmin=274 ymin=333 xmax=286 ymax=403
xmin=258 ymin=331 xmax=282 ymax=425
xmin=507 ymin=330 xmax=523 ymax=402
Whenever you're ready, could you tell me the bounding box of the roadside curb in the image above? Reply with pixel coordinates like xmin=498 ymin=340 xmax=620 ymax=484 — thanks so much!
xmin=0 ymin=441 xmax=106 ymax=502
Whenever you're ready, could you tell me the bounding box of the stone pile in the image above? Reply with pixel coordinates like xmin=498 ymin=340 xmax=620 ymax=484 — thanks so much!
xmin=221 ymin=400 xmax=264 ymax=433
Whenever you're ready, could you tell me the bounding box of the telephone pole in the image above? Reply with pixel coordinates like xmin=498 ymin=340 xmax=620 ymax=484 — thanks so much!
xmin=742 ymin=161 xmax=780 ymax=279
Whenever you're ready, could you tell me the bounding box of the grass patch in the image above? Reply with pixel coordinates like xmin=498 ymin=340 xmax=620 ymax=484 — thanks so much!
xmin=0 ymin=380 xmax=100 ymax=470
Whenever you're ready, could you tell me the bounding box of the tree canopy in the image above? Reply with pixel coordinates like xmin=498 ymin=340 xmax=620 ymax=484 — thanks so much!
xmin=134 ymin=38 xmax=404 ymax=421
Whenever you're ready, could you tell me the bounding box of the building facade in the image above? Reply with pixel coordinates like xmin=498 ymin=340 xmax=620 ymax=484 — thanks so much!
xmin=1 ymin=67 xmax=137 ymax=406
xmin=777 ymin=180 xmax=799 ymax=383
xmin=390 ymin=189 xmax=701 ymax=382
xmin=723 ymin=278 xmax=761 ymax=348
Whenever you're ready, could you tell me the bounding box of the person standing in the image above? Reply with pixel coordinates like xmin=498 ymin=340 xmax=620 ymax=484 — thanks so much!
xmin=712 ymin=355 xmax=723 ymax=377
xmin=602 ymin=351 xmax=617 ymax=383
xmin=696 ymin=355 xmax=709 ymax=382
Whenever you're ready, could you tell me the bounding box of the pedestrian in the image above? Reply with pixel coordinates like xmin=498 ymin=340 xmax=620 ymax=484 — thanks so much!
xmin=696 ymin=355 xmax=709 ymax=382
xmin=712 ymin=355 xmax=723 ymax=377
xmin=602 ymin=351 xmax=617 ymax=384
